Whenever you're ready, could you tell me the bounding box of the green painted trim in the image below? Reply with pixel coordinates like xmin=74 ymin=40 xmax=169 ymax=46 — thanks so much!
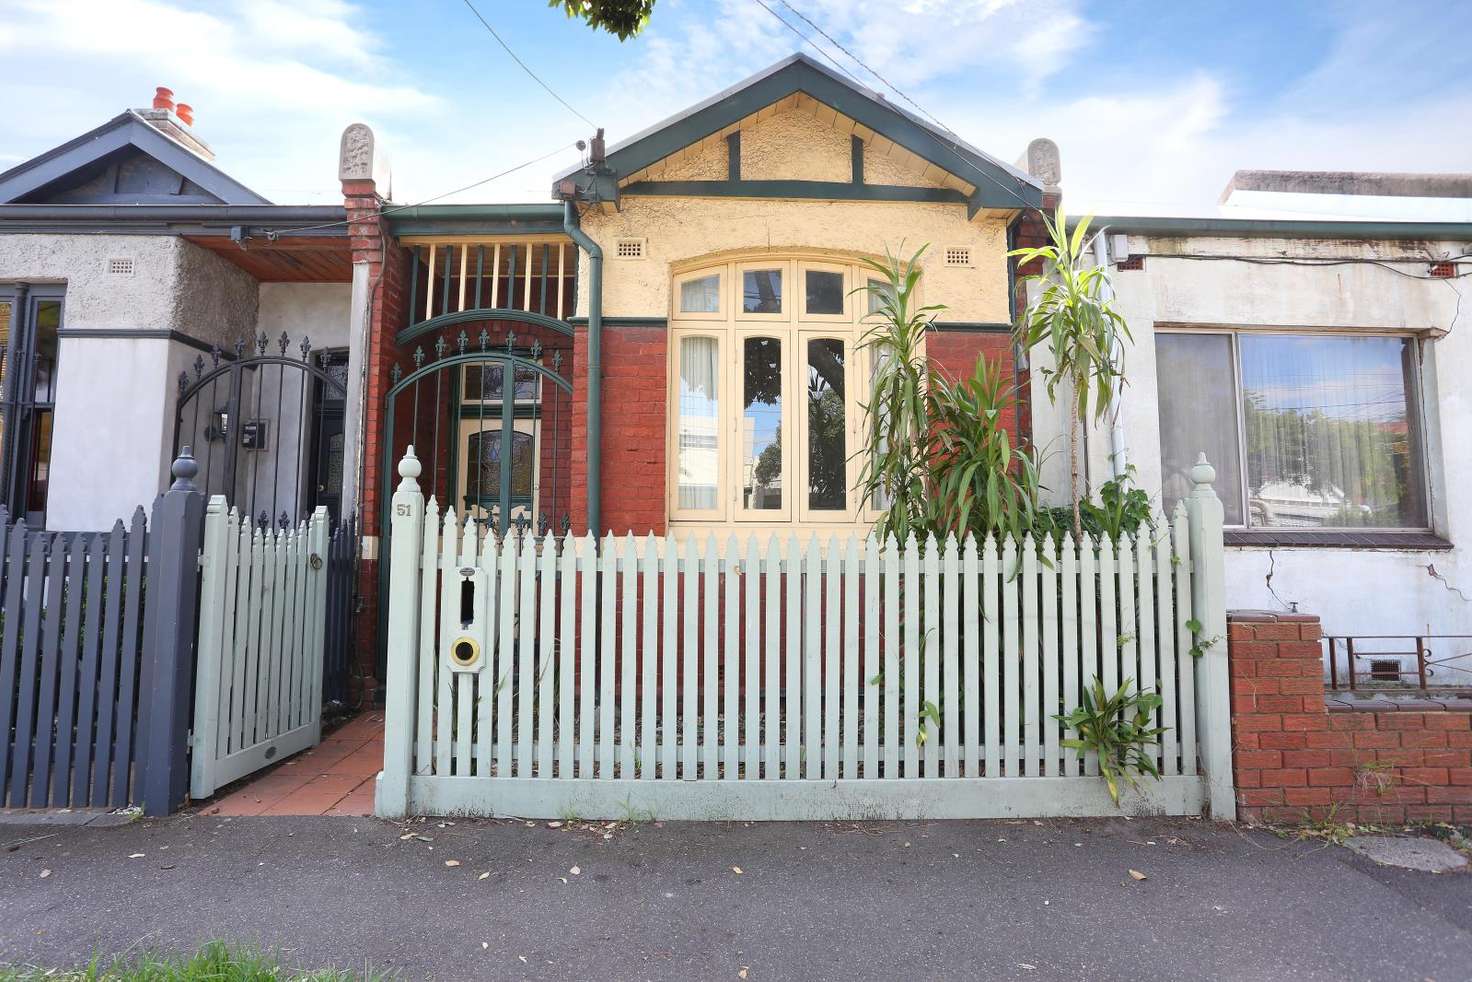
xmin=385 ymin=352 xmax=573 ymax=401
xmin=1077 ymin=215 xmax=1472 ymax=240
xmin=396 ymin=308 xmax=575 ymax=346
xmin=622 ymin=180 xmax=967 ymax=204
xmin=930 ymin=321 xmax=1013 ymax=334
xmin=567 ymin=315 xmax=668 ymax=328
xmin=727 ymin=131 xmax=740 ymax=182
xmin=385 ymin=204 xmax=568 ymax=237
xmin=558 ymin=55 xmax=1040 ymax=210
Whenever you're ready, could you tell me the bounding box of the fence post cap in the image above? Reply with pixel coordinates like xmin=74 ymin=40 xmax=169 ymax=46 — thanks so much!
xmin=397 ymin=445 xmax=422 ymax=489
xmin=170 ymin=446 xmax=200 ymax=491
xmin=1190 ymin=452 xmax=1216 ymax=488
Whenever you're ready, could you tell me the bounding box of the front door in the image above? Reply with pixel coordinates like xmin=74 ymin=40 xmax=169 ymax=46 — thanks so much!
xmin=455 ymin=361 xmax=542 ymax=533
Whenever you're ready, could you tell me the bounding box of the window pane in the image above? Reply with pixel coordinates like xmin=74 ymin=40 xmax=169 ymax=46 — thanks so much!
xmin=467 ymin=429 xmax=535 ymax=498
xmin=805 ymin=270 xmax=844 ymax=315
xmin=865 ymin=278 xmax=889 ymax=316
xmin=869 ymin=347 xmax=892 ymax=510
xmin=1156 ymin=334 xmax=1244 ymax=525
xmin=741 ymin=337 xmax=782 ymax=510
xmin=678 ymin=336 xmax=720 ymax=510
xmin=1240 ymin=334 xmax=1424 ymax=528
xmin=806 ymin=338 xmax=846 ymax=511
xmin=742 ymin=269 xmax=782 ymax=314
xmin=680 ymin=274 xmax=720 ymax=314
xmin=32 ymin=301 xmax=59 ymax=405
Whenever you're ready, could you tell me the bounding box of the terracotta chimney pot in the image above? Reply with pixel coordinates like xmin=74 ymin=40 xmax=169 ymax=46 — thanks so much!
xmin=175 ymin=103 xmax=194 ymax=126
xmin=153 ymin=87 xmax=174 ymax=111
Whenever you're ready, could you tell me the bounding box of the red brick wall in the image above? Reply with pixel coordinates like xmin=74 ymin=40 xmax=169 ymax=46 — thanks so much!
xmin=927 ymin=330 xmax=1021 ymax=435
xmin=571 ymin=323 xmax=668 ymax=536
xmin=1229 ymin=611 xmax=1472 ymax=824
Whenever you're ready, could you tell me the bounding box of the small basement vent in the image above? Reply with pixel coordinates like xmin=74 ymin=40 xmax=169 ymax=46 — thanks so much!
xmin=1369 ymin=659 xmax=1401 ymax=682
xmin=1429 ymin=261 xmax=1455 ymax=279
xmin=108 ymin=258 xmax=135 ymax=276
xmin=944 ymin=246 xmax=971 ymax=267
xmin=1116 ymin=255 xmax=1145 ymax=271
xmin=614 ymin=238 xmax=645 ymax=259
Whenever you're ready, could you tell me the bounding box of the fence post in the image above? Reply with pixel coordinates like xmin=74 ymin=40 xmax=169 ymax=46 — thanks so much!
xmin=307 ymin=506 xmax=331 ymax=744
xmin=188 ymin=495 xmax=231 ymax=800
xmin=376 ymin=445 xmax=425 ymax=819
xmin=139 ymin=449 xmax=206 ymax=816
xmin=1185 ymin=452 xmax=1234 ymax=819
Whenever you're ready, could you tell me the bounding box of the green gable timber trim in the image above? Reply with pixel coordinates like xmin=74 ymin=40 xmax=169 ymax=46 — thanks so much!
xmin=57 ymin=327 xmax=236 ymax=357
xmin=727 ymin=132 xmax=741 ymax=181
xmin=1078 ymin=215 xmax=1472 ymax=241
xmin=567 ymin=316 xmax=668 ymax=328
xmin=851 ymin=135 xmax=864 ymax=184
xmin=622 ymin=180 xmax=968 ymax=205
xmin=557 ymin=54 xmax=1041 ymax=211
xmin=930 ymin=321 xmax=1013 ymax=333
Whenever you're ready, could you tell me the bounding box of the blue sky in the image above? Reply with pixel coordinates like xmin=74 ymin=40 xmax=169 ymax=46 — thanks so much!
xmin=0 ymin=0 xmax=1467 ymax=212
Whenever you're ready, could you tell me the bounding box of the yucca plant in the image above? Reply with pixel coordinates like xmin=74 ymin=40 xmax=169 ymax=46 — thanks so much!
xmin=925 ymin=357 xmax=1045 ymax=542
xmin=1010 ymin=208 xmax=1132 ymax=538
xmin=855 ymin=245 xmax=943 ymax=544
xmin=1056 ymin=676 xmax=1166 ymax=805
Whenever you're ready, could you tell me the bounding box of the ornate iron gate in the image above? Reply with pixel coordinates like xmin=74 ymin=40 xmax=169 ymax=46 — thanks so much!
xmin=172 ymin=332 xmax=349 ymax=529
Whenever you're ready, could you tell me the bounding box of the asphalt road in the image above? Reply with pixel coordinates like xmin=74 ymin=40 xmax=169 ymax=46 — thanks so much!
xmin=2 ymin=814 xmax=1469 ymax=981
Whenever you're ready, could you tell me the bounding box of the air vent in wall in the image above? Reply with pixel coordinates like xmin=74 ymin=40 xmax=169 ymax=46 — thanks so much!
xmin=944 ymin=247 xmax=971 ymax=267
xmin=614 ymin=238 xmax=645 ymax=259
xmin=108 ymin=258 xmax=135 ymax=276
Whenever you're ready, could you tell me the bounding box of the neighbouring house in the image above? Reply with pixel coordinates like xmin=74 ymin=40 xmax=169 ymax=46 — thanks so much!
xmin=1026 ymin=165 xmax=1472 ymax=686
xmin=0 ymin=88 xmax=358 ymax=533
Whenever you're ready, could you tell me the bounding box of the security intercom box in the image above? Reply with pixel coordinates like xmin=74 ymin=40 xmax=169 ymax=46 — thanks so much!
xmin=445 ymin=564 xmax=491 ymax=674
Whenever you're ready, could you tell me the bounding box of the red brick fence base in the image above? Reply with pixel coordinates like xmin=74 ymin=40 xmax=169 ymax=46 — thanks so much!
xmin=1229 ymin=611 xmax=1472 ymax=824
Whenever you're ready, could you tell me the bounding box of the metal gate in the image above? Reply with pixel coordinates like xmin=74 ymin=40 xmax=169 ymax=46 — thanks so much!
xmin=173 ymin=332 xmax=349 ymax=529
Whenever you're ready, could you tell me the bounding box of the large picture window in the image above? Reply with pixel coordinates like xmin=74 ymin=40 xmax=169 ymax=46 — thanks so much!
xmin=1156 ymin=330 xmax=1428 ymax=531
xmin=668 ymin=255 xmax=887 ymax=527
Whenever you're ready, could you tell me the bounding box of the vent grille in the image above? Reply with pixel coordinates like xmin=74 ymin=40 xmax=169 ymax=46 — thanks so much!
xmin=1369 ymin=659 xmax=1401 ymax=682
xmin=1117 ymin=255 xmax=1145 ymax=271
xmin=1430 ymin=261 xmax=1455 ymax=279
xmin=944 ymin=247 xmax=970 ymax=267
xmin=108 ymin=258 xmax=135 ymax=276
xmin=615 ymin=238 xmax=645 ymax=259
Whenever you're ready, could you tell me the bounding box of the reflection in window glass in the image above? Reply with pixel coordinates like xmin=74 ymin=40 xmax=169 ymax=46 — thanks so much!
xmin=741 ymin=337 xmax=782 ymax=510
xmin=742 ymin=269 xmax=783 ymax=314
xmin=678 ymin=336 xmax=720 ymax=510
xmin=464 ymin=363 xmax=539 ymax=402
xmin=1239 ymin=334 xmax=1424 ymax=529
xmin=467 ymin=429 xmax=535 ymax=498
xmin=680 ymin=274 xmax=721 ymax=313
xmin=1156 ymin=334 xmax=1244 ymax=525
xmin=865 ymin=278 xmax=890 ymax=316
xmin=31 ymin=301 xmax=59 ymax=404
xmin=806 ymin=338 xmax=846 ymax=511
xmin=805 ymin=270 xmax=844 ymax=315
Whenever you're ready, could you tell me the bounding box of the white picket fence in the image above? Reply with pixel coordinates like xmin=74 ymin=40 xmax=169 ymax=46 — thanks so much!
xmin=190 ymin=499 xmax=331 ymax=799
xmin=376 ymin=447 xmax=1233 ymax=821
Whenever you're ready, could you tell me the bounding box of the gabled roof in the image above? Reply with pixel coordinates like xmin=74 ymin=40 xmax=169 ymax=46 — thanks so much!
xmin=556 ymin=53 xmax=1041 ymax=214
xmin=0 ymin=110 xmax=268 ymax=206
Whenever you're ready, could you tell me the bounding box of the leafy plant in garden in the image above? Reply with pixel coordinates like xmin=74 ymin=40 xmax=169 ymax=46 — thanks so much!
xmin=1011 ymin=209 xmax=1132 ymax=538
xmin=1032 ymin=465 xmax=1153 ymax=543
xmin=855 ymin=245 xmax=943 ymax=545
xmin=1056 ymin=677 xmax=1167 ymax=805
xmin=925 ymin=357 xmax=1046 ymax=542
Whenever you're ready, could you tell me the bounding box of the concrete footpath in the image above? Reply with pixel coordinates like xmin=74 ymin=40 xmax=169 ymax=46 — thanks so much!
xmin=2 ymin=813 xmax=1470 ymax=981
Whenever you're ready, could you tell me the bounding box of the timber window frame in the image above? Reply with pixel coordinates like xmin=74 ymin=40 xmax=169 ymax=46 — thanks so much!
xmin=1155 ymin=326 xmax=1433 ymax=535
xmin=0 ymin=283 xmax=65 ymax=526
xmin=667 ymin=254 xmax=902 ymax=530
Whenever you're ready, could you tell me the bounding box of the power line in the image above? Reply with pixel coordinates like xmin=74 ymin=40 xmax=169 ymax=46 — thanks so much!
xmin=260 ymin=142 xmax=579 ymax=238
xmin=459 ymin=0 xmax=596 ymax=130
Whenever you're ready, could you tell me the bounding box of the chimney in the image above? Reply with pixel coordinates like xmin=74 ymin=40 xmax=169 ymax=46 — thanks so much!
xmin=137 ymin=86 xmax=214 ymax=161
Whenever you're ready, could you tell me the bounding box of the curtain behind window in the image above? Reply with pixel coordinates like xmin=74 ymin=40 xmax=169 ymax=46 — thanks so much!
xmin=1155 ymin=333 xmax=1244 ymax=525
xmin=677 ymin=336 xmax=720 ymax=510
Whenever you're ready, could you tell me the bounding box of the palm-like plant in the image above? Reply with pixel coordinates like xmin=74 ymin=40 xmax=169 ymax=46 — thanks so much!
xmin=855 ymin=246 xmax=942 ymax=544
xmin=1010 ymin=209 xmax=1132 ymax=538
xmin=1056 ymin=677 xmax=1166 ymax=806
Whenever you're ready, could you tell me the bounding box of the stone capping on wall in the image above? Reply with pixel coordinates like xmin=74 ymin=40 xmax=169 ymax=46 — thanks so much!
xmin=1228 ymin=610 xmax=1472 ymax=826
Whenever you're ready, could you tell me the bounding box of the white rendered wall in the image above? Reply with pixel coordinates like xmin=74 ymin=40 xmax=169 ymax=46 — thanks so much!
xmin=1036 ymin=235 xmax=1472 ymax=653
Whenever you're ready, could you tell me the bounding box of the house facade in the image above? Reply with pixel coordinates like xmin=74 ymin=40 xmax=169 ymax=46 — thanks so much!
xmin=5 ymin=57 xmax=1470 ymax=699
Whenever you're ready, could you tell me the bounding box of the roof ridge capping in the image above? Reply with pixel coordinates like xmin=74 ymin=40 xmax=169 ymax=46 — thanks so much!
xmin=554 ymin=52 xmax=1041 ymax=214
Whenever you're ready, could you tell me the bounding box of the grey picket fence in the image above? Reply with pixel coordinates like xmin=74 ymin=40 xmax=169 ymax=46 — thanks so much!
xmin=0 ymin=508 xmax=150 ymax=809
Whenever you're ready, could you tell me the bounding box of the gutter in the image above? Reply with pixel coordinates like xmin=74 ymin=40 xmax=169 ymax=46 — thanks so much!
xmin=1074 ymin=215 xmax=1472 ymax=240
xmin=0 ymin=204 xmax=344 ymax=223
xmin=563 ymin=199 xmax=603 ymax=536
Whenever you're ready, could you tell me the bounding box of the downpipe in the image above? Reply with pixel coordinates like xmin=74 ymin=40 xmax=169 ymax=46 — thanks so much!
xmin=1094 ymin=232 xmax=1128 ymax=479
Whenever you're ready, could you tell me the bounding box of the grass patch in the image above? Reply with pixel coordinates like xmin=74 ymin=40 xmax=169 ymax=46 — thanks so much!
xmin=0 ymin=941 xmax=387 ymax=981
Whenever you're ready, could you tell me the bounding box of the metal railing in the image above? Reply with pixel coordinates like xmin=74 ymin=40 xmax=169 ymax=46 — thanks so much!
xmin=1324 ymin=635 xmax=1472 ymax=691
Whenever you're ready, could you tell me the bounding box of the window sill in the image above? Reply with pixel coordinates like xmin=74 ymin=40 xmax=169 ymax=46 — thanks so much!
xmin=1223 ymin=529 xmax=1452 ymax=551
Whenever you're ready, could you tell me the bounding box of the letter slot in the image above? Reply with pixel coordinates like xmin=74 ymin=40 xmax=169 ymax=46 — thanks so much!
xmin=445 ymin=564 xmax=490 ymax=673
